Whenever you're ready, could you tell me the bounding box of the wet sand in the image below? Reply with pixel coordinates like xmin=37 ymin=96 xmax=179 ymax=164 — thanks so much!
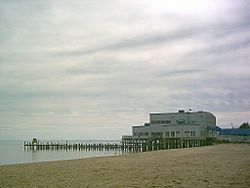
xmin=0 ymin=144 xmax=250 ymax=187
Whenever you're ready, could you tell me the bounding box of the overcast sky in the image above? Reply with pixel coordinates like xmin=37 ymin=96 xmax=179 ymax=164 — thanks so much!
xmin=0 ymin=0 xmax=250 ymax=140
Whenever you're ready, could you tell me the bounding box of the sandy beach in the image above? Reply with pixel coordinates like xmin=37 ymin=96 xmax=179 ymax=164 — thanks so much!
xmin=0 ymin=144 xmax=249 ymax=188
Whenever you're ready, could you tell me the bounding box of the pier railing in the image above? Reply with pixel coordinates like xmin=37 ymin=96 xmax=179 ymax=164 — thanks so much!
xmin=24 ymin=141 xmax=121 ymax=151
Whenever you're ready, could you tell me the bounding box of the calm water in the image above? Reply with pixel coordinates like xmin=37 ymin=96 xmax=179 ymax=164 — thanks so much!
xmin=0 ymin=140 xmax=121 ymax=166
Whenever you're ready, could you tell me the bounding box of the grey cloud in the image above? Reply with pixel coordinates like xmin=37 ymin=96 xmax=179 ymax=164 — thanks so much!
xmin=53 ymin=20 xmax=250 ymax=58
xmin=204 ymin=40 xmax=250 ymax=55
xmin=53 ymin=29 xmax=193 ymax=56
xmin=156 ymin=68 xmax=205 ymax=78
xmin=64 ymin=60 xmax=121 ymax=76
xmin=185 ymin=38 xmax=250 ymax=59
xmin=204 ymin=18 xmax=250 ymax=38
xmin=0 ymin=87 xmax=108 ymax=99
xmin=106 ymin=29 xmax=194 ymax=49
xmin=163 ymin=86 xmax=250 ymax=114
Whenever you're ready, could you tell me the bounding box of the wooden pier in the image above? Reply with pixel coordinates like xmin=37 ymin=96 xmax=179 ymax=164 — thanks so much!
xmin=24 ymin=137 xmax=214 ymax=152
xmin=24 ymin=141 xmax=121 ymax=151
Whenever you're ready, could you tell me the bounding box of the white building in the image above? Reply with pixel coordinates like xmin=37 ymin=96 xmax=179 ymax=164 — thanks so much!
xmin=128 ymin=110 xmax=216 ymax=139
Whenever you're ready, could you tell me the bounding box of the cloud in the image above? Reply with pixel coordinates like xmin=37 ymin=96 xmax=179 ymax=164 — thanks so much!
xmin=156 ymin=68 xmax=205 ymax=78
xmin=0 ymin=0 xmax=250 ymax=139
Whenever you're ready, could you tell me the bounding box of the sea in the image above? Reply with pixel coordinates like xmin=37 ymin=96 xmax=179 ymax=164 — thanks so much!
xmin=0 ymin=140 xmax=121 ymax=166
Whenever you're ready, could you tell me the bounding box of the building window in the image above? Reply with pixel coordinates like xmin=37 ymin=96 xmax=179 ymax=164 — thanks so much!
xmin=200 ymin=131 xmax=205 ymax=137
xmin=191 ymin=120 xmax=196 ymax=124
xmin=156 ymin=120 xmax=161 ymax=124
xmin=134 ymin=132 xmax=139 ymax=136
xmin=165 ymin=131 xmax=170 ymax=137
xmin=152 ymin=132 xmax=163 ymax=137
xmin=151 ymin=121 xmax=156 ymax=124
xmin=176 ymin=131 xmax=180 ymax=137
xmin=171 ymin=131 xmax=175 ymax=137
xmin=160 ymin=120 xmax=166 ymax=124
xmin=191 ymin=131 xmax=195 ymax=137
xmin=138 ymin=132 xmax=149 ymax=136
xmin=166 ymin=120 xmax=171 ymax=124
xmin=184 ymin=131 xmax=190 ymax=137
xmin=177 ymin=120 xmax=185 ymax=124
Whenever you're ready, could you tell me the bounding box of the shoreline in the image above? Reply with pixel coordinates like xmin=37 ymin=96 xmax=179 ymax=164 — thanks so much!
xmin=0 ymin=153 xmax=121 ymax=167
xmin=1 ymin=144 xmax=250 ymax=187
xmin=0 ymin=149 xmax=125 ymax=167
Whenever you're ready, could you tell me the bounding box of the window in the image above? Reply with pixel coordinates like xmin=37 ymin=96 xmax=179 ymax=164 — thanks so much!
xmin=151 ymin=121 xmax=156 ymax=124
xmin=156 ymin=120 xmax=161 ymax=124
xmin=177 ymin=119 xmax=185 ymax=124
xmin=166 ymin=120 xmax=171 ymax=124
xmin=152 ymin=132 xmax=163 ymax=137
xmin=171 ymin=131 xmax=175 ymax=137
xmin=184 ymin=131 xmax=190 ymax=137
xmin=200 ymin=131 xmax=205 ymax=137
xmin=161 ymin=120 xmax=166 ymax=124
xmin=134 ymin=132 xmax=139 ymax=136
xmin=165 ymin=131 xmax=170 ymax=137
xmin=191 ymin=131 xmax=195 ymax=137
xmin=138 ymin=132 xmax=149 ymax=136
xmin=176 ymin=131 xmax=180 ymax=137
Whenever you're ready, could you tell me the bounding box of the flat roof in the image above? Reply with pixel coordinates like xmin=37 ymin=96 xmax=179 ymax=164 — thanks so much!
xmin=149 ymin=111 xmax=207 ymax=115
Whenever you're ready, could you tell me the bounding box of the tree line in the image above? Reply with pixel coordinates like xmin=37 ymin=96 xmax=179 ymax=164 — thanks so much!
xmin=239 ymin=122 xmax=249 ymax=129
